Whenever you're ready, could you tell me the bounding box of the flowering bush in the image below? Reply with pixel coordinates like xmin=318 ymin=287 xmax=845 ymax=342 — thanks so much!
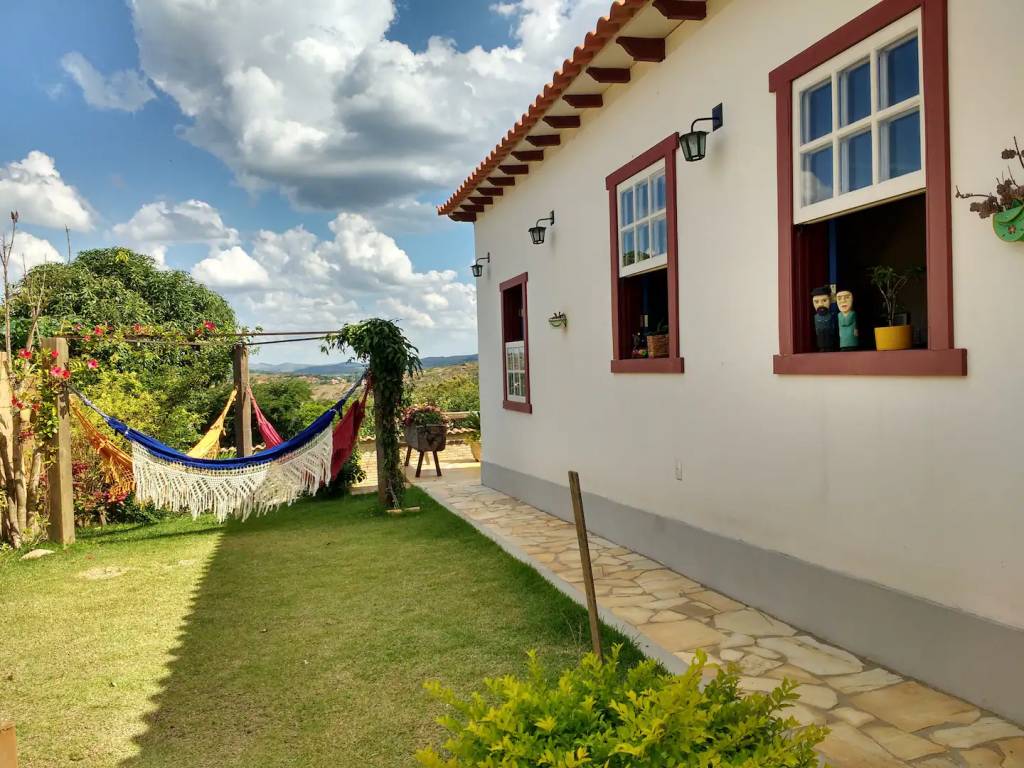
xmin=401 ymin=404 xmax=446 ymax=428
xmin=417 ymin=647 xmax=827 ymax=768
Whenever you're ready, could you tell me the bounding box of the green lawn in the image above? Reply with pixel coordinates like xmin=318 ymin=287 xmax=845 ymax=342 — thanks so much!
xmin=0 ymin=488 xmax=643 ymax=767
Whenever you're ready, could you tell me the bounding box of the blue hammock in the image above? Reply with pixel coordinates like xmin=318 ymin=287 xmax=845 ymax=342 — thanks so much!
xmin=72 ymin=374 xmax=367 ymax=521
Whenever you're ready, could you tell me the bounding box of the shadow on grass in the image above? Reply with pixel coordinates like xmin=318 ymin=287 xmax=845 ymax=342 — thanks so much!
xmin=119 ymin=489 xmax=642 ymax=768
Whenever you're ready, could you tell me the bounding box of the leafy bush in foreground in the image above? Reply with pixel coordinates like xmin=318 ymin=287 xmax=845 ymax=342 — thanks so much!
xmin=417 ymin=647 xmax=827 ymax=767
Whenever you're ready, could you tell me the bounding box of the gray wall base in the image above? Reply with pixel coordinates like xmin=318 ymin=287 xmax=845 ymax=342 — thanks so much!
xmin=482 ymin=462 xmax=1024 ymax=725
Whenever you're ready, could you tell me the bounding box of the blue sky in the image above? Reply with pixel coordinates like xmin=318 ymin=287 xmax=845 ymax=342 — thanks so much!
xmin=0 ymin=0 xmax=604 ymax=363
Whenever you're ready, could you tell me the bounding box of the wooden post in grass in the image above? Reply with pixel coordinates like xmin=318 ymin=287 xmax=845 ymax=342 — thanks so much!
xmin=232 ymin=344 xmax=252 ymax=458
xmin=0 ymin=721 xmax=16 ymax=768
xmin=568 ymin=471 xmax=602 ymax=660
xmin=42 ymin=337 xmax=74 ymax=545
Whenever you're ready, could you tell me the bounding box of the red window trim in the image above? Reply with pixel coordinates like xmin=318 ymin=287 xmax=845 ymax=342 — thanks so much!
xmin=500 ymin=272 xmax=532 ymax=413
xmin=605 ymin=133 xmax=684 ymax=374
xmin=768 ymin=0 xmax=966 ymax=377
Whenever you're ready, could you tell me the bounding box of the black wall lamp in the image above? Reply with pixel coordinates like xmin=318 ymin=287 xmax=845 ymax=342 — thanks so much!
xmin=470 ymin=253 xmax=490 ymax=278
xmin=529 ymin=211 xmax=555 ymax=245
xmin=679 ymin=103 xmax=724 ymax=162
xmin=548 ymin=312 xmax=567 ymax=328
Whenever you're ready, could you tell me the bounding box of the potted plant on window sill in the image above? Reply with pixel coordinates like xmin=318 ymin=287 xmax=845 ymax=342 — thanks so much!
xmin=402 ymin=405 xmax=448 ymax=453
xmin=464 ymin=411 xmax=481 ymax=462
xmin=868 ymin=265 xmax=924 ymax=351
xmin=646 ymin=322 xmax=669 ymax=359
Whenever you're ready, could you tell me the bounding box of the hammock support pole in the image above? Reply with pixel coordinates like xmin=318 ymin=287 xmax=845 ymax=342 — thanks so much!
xmin=42 ymin=337 xmax=75 ymax=545
xmin=232 ymin=344 xmax=252 ymax=458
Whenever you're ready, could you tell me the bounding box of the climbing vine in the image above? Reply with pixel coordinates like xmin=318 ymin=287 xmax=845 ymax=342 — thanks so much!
xmin=323 ymin=319 xmax=421 ymax=508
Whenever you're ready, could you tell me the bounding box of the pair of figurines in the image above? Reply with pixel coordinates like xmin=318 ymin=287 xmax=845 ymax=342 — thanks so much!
xmin=812 ymin=285 xmax=858 ymax=352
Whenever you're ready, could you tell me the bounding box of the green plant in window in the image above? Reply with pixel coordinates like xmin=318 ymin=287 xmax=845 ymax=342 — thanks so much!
xmin=867 ymin=265 xmax=924 ymax=327
xmin=416 ymin=646 xmax=827 ymax=768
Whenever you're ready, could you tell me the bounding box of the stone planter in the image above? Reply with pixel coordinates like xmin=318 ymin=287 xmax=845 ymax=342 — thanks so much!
xmin=404 ymin=424 xmax=447 ymax=453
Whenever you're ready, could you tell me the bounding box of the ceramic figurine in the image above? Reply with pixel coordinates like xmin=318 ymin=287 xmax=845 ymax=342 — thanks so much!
xmin=836 ymin=288 xmax=859 ymax=350
xmin=812 ymin=286 xmax=837 ymax=352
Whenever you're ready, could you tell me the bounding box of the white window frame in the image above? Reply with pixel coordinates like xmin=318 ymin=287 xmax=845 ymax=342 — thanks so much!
xmin=792 ymin=9 xmax=924 ymax=225
xmin=505 ymin=340 xmax=526 ymax=403
xmin=616 ymin=159 xmax=668 ymax=278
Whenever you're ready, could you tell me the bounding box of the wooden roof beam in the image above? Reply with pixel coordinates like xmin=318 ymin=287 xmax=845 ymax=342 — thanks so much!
xmin=653 ymin=0 xmax=707 ymax=21
xmin=478 ymin=186 xmax=504 ymax=196
xmin=511 ymin=150 xmax=545 ymax=161
xmin=461 ymin=204 xmax=484 ymax=213
xmin=525 ymin=134 xmax=561 ymax=147
xmin=587 ymin=67 xmax=630 ymax=84
xmin=469 ymin=196 xmax=493 ymax=206
xmin=488 ymin=177 xmax=516 ymax=186
xmin=563 ymin=93 xmax=603 ymax=109
xmin=498 ymin=164 xmax=529 ymax=175
xmin=543 ymin=115 xmax=581 ymax=129
xmin=450 ymin=212 xmax=477 ymax=222
xmin=617 ymin=36 xmax=665 ymax=62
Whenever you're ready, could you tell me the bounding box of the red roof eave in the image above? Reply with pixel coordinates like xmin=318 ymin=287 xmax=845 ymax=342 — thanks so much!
xmin=437 ymin=0 xmax=650 ymax=219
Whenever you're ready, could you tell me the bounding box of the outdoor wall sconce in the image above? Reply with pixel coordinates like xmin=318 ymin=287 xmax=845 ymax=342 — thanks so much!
xmin=548 ymin=312 xmax=567 ymax=329
xmin=679 ymin=103 xmax=724 ymax=162
xmin=470 ymin=253 xmax=490 ymax=278
xmin=529 ymin=211 xmax=555 ymax=245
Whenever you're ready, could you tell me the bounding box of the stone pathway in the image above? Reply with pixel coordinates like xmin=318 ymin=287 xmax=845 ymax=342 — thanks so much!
xmin=414 ymin=470 xmax=1023 ymax=768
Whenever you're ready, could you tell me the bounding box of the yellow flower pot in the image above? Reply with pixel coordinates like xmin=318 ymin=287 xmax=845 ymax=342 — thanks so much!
xmin=468 ymin=440 xmax=482 ymax=462
xmin=874 ymin=325 xmax=912 ymax=351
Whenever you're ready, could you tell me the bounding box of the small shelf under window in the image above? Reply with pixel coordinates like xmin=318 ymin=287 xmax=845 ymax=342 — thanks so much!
xmin=610 ymin=357 xmax=685 ymax=374
xmin=774 ymin=348 xmax=965 ymax=376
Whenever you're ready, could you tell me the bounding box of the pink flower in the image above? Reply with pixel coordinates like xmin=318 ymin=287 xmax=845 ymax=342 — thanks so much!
xmin=17 ymin=348 xmax=32 ymax=360
xmin=86 ymin=358 xmax=99 ymax=370
xmin=49 ymin=365 xmax=64 ymax=378
xmin=203 ymin=320 xmax=216 ymax=331
xmin=50 ymin=349 xmax=59 ymax=360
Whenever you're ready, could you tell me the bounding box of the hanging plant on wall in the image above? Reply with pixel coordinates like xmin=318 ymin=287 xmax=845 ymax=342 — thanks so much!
xmin=955 ymin=137 xmax=1024 ymax=242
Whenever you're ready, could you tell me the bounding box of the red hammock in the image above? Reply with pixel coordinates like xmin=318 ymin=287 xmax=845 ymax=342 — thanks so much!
xmin=248 ymin=381 xmax=369 ymax=480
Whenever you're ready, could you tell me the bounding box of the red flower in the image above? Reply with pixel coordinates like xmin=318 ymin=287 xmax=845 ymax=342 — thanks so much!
xmin=18 ymin=429 xmax=33 ymax=440
xmin=62 ymin=369 xmax=72 ymax=380
xmin=31 ymin=402 xmax=40 ymax=412
xmin=132 ymin=323 xmax=144 ymax=334
xmin=10 ymin=396 xmax=23 ymax=409
xmin=17 ymin=348 xmax=32 ymax=360
xmin=203 ymin=321 xmax=217 ymax=332
xmin=93 ymin=325 xmax=105 ymax=336
xmin=86 ymin=358 xmax=99 ymax=370
xmin=50 ymin=349 xmax=59 ymax=359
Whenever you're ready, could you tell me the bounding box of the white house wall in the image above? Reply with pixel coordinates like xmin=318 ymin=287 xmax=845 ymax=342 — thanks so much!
xmin=472 ymin=0 xmax=1024 ymax=721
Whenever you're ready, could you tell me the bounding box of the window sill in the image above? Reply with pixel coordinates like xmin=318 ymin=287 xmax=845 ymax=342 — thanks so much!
xmin=610 ymin=357 xmax=685 ymax=374
xmin=503 ymin=400 xmax=533 ymax=413
xmin=773 ymin=349 xmax=967 ymax=376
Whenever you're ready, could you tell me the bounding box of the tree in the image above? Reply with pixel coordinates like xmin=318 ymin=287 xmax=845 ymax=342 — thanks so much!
xmin=323 ymin=320 xmax=420 ymax=509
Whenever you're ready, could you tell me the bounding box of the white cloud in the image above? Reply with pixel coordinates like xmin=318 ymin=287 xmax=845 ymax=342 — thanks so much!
xmin=60 ymin=51 xmax=155 ymax=112
xmin=127 ymin=0 xmax=609 ymax=221
xmin=192 ymin=246 xmax=270 ymax=290
xmin=4 ymin=232 xmax=62 ymax=280
xmin=112 ymin=199 xmax=239 ymax=248
xmin=0 ymin=151 xmax=94 ymax=231
xmin=182 ymin=202 xmax=476 ymax=355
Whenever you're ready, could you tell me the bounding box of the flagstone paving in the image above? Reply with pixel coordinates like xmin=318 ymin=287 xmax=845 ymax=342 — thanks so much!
xmin=413 ymin=469 xmax=1024 ymax=768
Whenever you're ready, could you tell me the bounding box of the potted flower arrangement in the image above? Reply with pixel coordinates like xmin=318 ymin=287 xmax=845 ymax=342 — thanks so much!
xmin=402 ymin=405 xmax=448 ymax=453
xmin=867 ymin=265 xmax=924 ymax=351
xmin=646 ymin=321 xmax=669 ymax=359
xmin=955 ymin=136 xmax=1024 ymax=242
xmin=464 ymin=411 xmax=481 ymax=462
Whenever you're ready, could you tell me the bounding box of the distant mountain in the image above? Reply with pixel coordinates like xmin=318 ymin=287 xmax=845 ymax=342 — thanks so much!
xmin=252 ymin=354 xmax=477 ymax=376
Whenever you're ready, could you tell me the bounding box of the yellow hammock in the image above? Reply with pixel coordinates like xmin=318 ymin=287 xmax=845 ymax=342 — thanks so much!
xmin=72 ymin=389 xmax=237 ymax=496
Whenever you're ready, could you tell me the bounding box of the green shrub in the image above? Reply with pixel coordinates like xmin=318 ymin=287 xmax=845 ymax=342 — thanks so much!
xmin=417 ymin=647 xmax=827 ymax=767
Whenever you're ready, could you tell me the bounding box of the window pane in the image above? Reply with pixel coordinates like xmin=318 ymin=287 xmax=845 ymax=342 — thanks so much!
xmin=801 ymin=80 xmax=832 ymax=144
xmin=841 ymin=129 xmax=872 ymax=193
xmin=882 ymin=110 xmax=921 ymax=179
xmin=802 ymin=146 xmax=833 ymax=205
xmin=620 ymin=187 xmax=634 ymax=226
xmin=652 ymin=215 xmax=667 ymax=256
xmin=880 ymin=35 xmax=919 ymax=108
xmin=653 ymin=172 xmax=666 ymax=212
xmin=636 ymin=180 xmax=650 ymax=220
xmin=637 ymin=222 xmax=650 ymax=262
xmin=622 ymin=228 xmax=635 ymax=266
xmin=840 ymin=60 xmax=870 ymax=126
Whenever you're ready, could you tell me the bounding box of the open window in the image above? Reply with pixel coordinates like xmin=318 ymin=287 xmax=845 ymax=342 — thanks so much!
xmin=769 ymin=0 xmax=965 ymax=376
xmin=606 ymin=134 xmax=684 ymax=374
xmin=500 ymin=273 xmax=531 ymax=413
